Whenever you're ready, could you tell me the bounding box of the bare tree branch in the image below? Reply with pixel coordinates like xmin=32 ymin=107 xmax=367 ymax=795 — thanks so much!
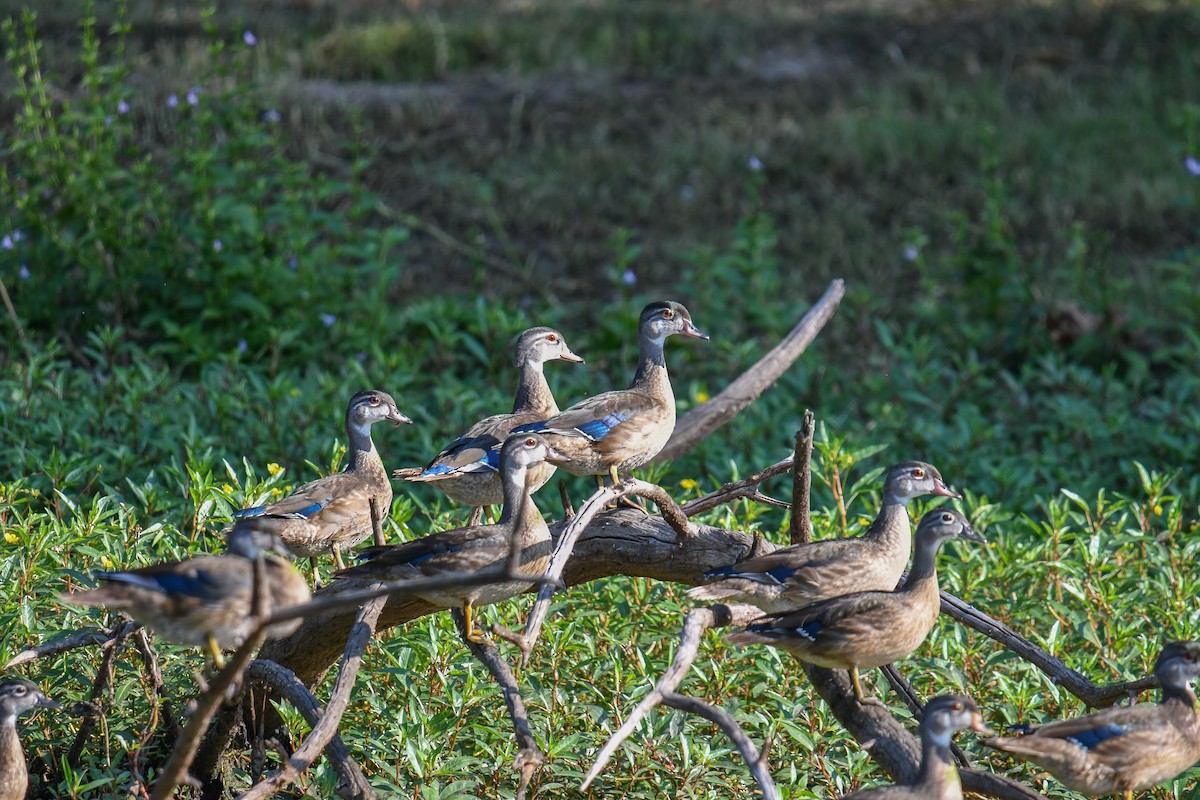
xmin=656 ymin=279 xmax=845 ymax=461
xmin=582 ymin=603 xmax=768 ymax=794
xmin=5 ymin=620 xmax=139 ymax=669
xmin=661 ymin=692 xmax=778 ymax=800
xmin=680 ymin=457 xmax=794 ymax=517
xmin=456 ymin=611 xmax=543 ymax=800
xmin=244 ymin=660 xmax=375 ymax=799
xmin=789 ymin=410 xmax=815 ymax=545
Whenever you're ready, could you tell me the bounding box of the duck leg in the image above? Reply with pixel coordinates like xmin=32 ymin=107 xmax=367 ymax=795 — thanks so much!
xmin=308 ymin=557 xmax=322 ymax=588
xmin=848 ymin=668 xmax=883 ymax=707
xmin=610 ymin=465 xmax=650 ymax=514
xmin=206 ymin=634 xmax=226 ymax=669
xmin=461 ymin=600 xmax=487 ymax=644
xmin=332 ymin=548 xmax=347 ymax=570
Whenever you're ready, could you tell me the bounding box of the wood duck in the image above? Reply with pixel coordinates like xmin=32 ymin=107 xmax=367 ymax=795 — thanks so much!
xmin=235 ymin=389 xmax=412 ymax=577
xmin=336 ymin=433 xmax=561 ymax=643
xmin=404 ymin=327 xmax=583 ymax=521
xmin=0 ymin=679 xmax=59 ymax=800
xmin=511 ymin=301 xmax=707 ymax=487
xmin=726 ymin=509 xmax=983 ymax=704
xmin=984 ymin=640 xmax=1200 ymax=800
xmin=840 ymin=694 xmax=992 ymax=799
xmin=689 ymin=462 xmax=960 ymax=612
xmin=61 ymin=525 xmax=311 ymax=668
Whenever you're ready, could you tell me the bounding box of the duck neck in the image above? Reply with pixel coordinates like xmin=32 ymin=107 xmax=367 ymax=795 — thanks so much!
xmin=865 ymin=497 xmax=913 ymax=547
xmin=915 ymin=733 xmax=961 ymax=799
xmin=346 ymin=418 xmax=385 ymax=480
xmin=511 ymin=359 xmax=558 ymax=417
xmin=631 ymin=332 xmax=672 ymax=399
xmin=0 ymin=716 xmax=26 ymax=795
xmin=1161 ymin=678 xmax=1200 ymax=712
xmin=497 ymin=463 xmax=540 ymax=530
xmin=903 ymin=536 xmax=944 ymax=591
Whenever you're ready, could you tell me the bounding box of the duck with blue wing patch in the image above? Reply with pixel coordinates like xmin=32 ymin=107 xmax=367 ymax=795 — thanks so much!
xmin=726 ymin=509 xmax=984 ymax=705
xmin=404 ymin=327 xmax=583 ymax=523
xmin=689 ymin=461 xmax=960 ymax=612
xmin=338 ymin=433 xmax=562 ymax=644
xmin=512 ymin=301 xmax=708 ymax=492
xmin=61 ymin=523 xmax=311 ymax=668
xmin=235 ymin=389 xmax=412 ymax=579
xmin=984 ymin=640 xmax=1200 ymax=800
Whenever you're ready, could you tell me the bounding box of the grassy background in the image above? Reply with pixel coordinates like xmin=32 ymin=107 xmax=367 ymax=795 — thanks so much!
xmin=1 ymin=0 xmax=1200 ymax=797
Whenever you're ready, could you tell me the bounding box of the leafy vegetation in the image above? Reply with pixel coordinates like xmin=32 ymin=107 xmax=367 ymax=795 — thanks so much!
xmin=1 ymin=0 xmax=1199 ymax=797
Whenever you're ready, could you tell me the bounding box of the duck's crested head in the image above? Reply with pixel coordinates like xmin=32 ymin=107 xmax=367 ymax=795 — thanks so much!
xmin=515 ymin=326 xmax=585 ymax=367
xmin=639 ymin=300 xmax=709 ymax=341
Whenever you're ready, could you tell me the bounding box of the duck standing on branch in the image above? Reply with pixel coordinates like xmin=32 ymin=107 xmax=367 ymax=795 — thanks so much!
xmin=0 ymin=679 xmax=59 ymax=800
xmin=404 ymin=327 xmax=583 ymax=524
xmin=984 ymin=640 xmax=1200 ymax=800
xmin=61 ymin=525 xmax=311 ymax=668
xmin=336 ymin=433 xmax=561 ymax=643
xmin=512 ymin=301 xmax=708 ymax=491
xmin=689 ymin=461 xmax=960 ymax=612
xmin=234 ymin=389 xmax=412 ymax=578
xmin=726 ymin=509 xmax=984 ymax=704
xmin=840 ymin=694 xmax=992 ymax=800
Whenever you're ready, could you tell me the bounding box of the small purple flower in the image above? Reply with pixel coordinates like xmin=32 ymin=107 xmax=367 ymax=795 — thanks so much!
xmin=212 ymin=239 xmax=223 ymax=252
xmin=903 ymin=245 xmax=919 ymax=262
xmin=263 ymin=109 xmax=281 ymax=124
xmin=243 ymin=30 xmax=257 ymax=46
xmin=18 ymin=265 xmax=30 ymax=280
xmin=187 ymin=87 xmax=201 ymax=107
xmin=238 ymin=339 xmax=248 ymax=353
xmin=748 ymin=156 xmax=764 ymax=172
xmin=167 ymin=93 xmax=178 ymax=108
xmin=320 ymin=313 xmax=336 ymax=327
xmin=104 ymin=115 xmax=114 ymax=127
xmin=357 ymin=351 xmax=368 ymax=362
xmin=1 ymin=235 xmax=12 ymax=250
xmin=287 ymin=257 xmax=298 ymax=270
xmin=12 ymin=231 xmax=22 ymax=242
xmin=622 ymin=268 xmax=637 ymax=286
xmin=1186 ymin=155 xmax=1200 ymax=177
xmin=117 ymin=100 xmax=129 ymax=115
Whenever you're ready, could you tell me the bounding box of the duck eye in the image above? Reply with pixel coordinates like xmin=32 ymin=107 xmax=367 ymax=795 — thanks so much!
xmin=942 ymin=513 xmax=954 ymax=523
xmin=662 ymin=308 xmax=675 ymax=319
xmin=12 ymin=686 xmax=26 ymax=696
xmin=911 ymin=467 xmax=926 ymax=479
xmin=525 ymin=437 xmax=537 ymax=447
xmin=546 ymin=333 xmax=558 ymax=343
xmin=368 ymin=395 xmax=380 ymax=405
xmin=951 ymin=701 xmax=962 ymax=711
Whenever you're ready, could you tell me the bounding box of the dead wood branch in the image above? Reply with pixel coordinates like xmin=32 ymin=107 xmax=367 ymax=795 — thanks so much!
xmin=244 ymin=660 xmax=374 ymax=799
xmin=457 ymin=611 xmax=543 ymax=800
xmin=65 ymin=621 xmax=135 ymax=770
xmin=239 ymin=595 xmax=386 ymax=800
xmin=789 ymin=411 xmax=815 ymax=544
xmin=680 ymin=457 xmax=794 ymax=517
xmin=517 ymin=478 xmax=697 ymax=666
xmin=656 ymin=279 xmax=844 ymax=461
xmin=5 ymin=619 xmax=139 ymax=669
xmin=583 ymin=603 xmax=768 ymax=795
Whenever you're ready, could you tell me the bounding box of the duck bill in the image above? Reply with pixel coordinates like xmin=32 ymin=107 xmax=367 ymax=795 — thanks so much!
xmin=38 ymin=695 xmax=63 ymax=710
xmin=681 ymin=319 xmax=710 ymax=340
xmin=543 ymin=445 xmax=569 ymax=463
xmin=932 ymin=479 xmax=961 ymax=499
xmin=960 ymin=527 xmax=987 ymax=544
xmin=390 ymin=408 xmax=415 ymax=426
xmin=559 ymin=348 xmax=586 ymax=364
xmin=970 ymin=713 xmax=994 ymax=736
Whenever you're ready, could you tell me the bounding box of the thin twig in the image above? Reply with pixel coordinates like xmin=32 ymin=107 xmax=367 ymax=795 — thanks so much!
xmin=245 ymin=660 xmax=375 ymax=800
xmin=582 ymin=603 xmax=765 ymax=792
xmin=518 ymin=478 xmax=697 ymax=667
xmin=0 ymin=274 xmax=26 ymax=342
xmin=128 ymin=628 xmax=176 ymax=790
xmin=661 ymin=692 xmax=779 ymax=800
xmin=789 ymin=410 xmax=815 ymax=544
xmin=680 ymin=457 xmax=794 ymax=517
xmin=66 ymin=621 xmax=135 ymax=769
xmin=369 ymin=497 xmax=385 ymax=548
xmin=238 ymin=594 xmax=387 ymax=800
xmin=5 ymin=620 xmax=139 ymax=669
xmin=879 ymin=664 xmax=970 ymax=768
xmin=457 ymin=610 xmax=544 ymax=800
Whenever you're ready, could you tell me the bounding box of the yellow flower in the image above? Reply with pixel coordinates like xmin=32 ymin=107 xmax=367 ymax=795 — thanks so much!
xmin=271 ymin=487 xmax=284 ymax=498
xmin=267 ymin=462 xmax=283 ymax=477
xmin=221 ymin=484 xmax=234 ymax=494
xmin=3 ymin=531 xmax=18 ymax=545
xmin=680 ymin=478 xmax=699 ymax=491
xmin=1154 ymin=504 xmax=1163 ymax=516
xmin=290 ymin=387 xmax=300 ymax=398
xmin=695 ymin=390 xmax=710 ymax=404
xmin=100 ymin=555 xmax=114 ymax=569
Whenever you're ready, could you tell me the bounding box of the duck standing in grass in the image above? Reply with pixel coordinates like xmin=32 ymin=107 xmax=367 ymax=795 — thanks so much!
xmin=840 ymin=694 xmax=992 ymax=800
xmin=984 ymin=640 xmax=1200 ymax=800
xmin=726 ymin=509 xmax=983 ymax=704
xmin=0 ymin=679 xmax=59 ymax=800
xmin=689 ymin=461 xmax=960 ymax=612
xmin=234 ymin=389 xmax=412 ymax=578
xmin=61 ymin=524 xmax=311 ymax=668
xmin=404 ymin=326 xmax=583 ymax=524
xmin=512 ymin=301 xmax=708 ymax=492
xmin=336 ymin=433 xmax=561 ymax=643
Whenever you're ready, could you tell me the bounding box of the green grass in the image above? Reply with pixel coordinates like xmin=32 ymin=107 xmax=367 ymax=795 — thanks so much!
xmin=2 ymin=0 xmax=1200 ymax=797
